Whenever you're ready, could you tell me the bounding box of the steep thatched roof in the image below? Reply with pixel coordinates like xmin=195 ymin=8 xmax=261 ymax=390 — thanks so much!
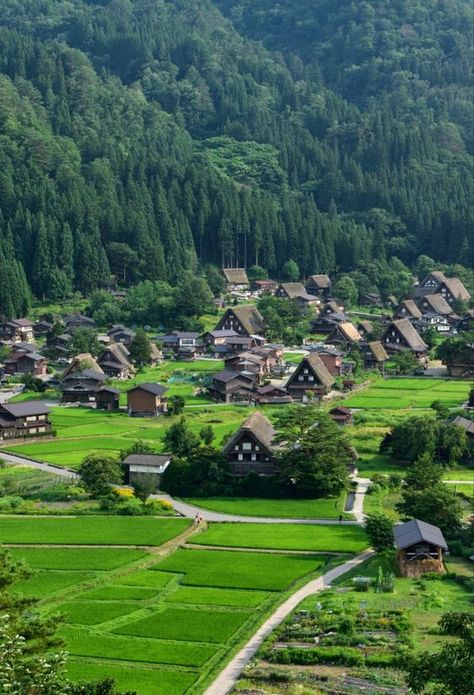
xmin=223 ymin=268 xmax=249 ymax=285
xmin=337 ymin=321 xmax=363 ymax=343
xmin=420 ymin=294 xmax=452 ymax=315
xmin=384 ymin=319 xmax=428 ymax=352
xmin=397 ymin=300 xmax=422 ymax=319
xmin=223 ymin=411 xmax=277 ymax=455
xmin=367 ymin=341 xmax=389 ymax=362
xmin=62 ymin=353 xmax=103 ymax=379
xmin=307 ymin=274 xmax=331 ymax=289
xmin=229 ymin=305 xmax=266 ymax=335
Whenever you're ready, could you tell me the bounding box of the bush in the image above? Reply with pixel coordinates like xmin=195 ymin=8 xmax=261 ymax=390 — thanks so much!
xmin=0 ymin=495 xmax=24 ymax=511
xmin=116 ymin=498 xmax=144 ymax=516
xmin=365 ymin=653 xmax=398 ymax=667
xmin=268 ymin=646 xmax=364 ymax=666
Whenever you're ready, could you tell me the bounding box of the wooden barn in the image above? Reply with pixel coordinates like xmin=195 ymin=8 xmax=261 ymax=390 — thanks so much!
xmin=394 ymin=519 xmax=448 ymax=577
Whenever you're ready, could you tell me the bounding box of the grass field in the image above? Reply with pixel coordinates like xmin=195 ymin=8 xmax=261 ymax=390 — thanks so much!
xmin=345 ymin=377 xmax=470 ymax=409
xmin=14 ymin=570 xmax=95 ymax=596
xmin=190 ymin=523 xmax=368 ymax=553
xmin=62 ymin=600 xmax=142 ymax=625
xmin=166 ymin=585 xmax=270 ymax=607
xmin=156 ymin=547 xmax=327 ymax=590
xmin=184 ymin=494 xmax=348 ymax=519
xmin=0 ymin=516 xmax=190 ymax=545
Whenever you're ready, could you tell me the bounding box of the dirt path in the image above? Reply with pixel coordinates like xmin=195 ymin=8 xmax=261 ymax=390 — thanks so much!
xmin=203 ymin=548 xmax=374 ymax=695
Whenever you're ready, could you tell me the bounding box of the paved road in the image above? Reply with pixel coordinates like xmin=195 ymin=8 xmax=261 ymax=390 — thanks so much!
xmin=0 ymin=451 xmax=78 ymax=479
xmin=204 ymin=549 xmax=375 ymax=695
xmin=153 ymin=493 xmax=363 ymax=525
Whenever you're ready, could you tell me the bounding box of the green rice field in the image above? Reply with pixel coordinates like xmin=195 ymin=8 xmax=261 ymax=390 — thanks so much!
xmin=0 ymin=516 xmax=190 ymax=545
xmin=345 ymin=377 xmax=469 ymax=409
xmin=184 ymin=494 xmax=348 ymax=519
xmin=190 ymin=523 xmax=368 ymax=554
xmin=4 ymin=518 xmax=336 ymax=694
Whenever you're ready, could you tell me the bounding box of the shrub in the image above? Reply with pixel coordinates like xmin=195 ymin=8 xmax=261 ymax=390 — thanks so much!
xmin=116 ymin=498 xmax=144 ymax=516
xmin=365 ymin=653 xmax=398 ymax=667
xmin=268 ymin=646 xmax=364 ymax=666
xmin=353 ymin=576 xmax=372 ymax=592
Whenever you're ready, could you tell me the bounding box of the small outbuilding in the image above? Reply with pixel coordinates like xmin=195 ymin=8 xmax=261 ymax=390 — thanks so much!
xmin=122 ymin=453 xmax=171 ymax=489
xmin=394 ymin=519 xmax=448 ymax=577
xmin=96 ymin=386 xmax=120 ymax=411
xmin=126 ymin=383 xmax=167 ymax=417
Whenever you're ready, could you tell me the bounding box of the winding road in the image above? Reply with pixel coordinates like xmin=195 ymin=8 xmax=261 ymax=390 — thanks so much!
xmin=204 ymin=548 xmax=375 ymax=695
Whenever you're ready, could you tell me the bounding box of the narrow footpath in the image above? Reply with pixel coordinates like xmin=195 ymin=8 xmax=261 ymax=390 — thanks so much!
xmin=203 ymin=548 xmax=375 ymax=695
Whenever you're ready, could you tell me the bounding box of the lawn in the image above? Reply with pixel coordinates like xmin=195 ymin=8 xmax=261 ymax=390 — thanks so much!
xmin=156 ymin=548 xmax=327 ymax=590
xmin=62 ymin=628 xmax=216 ymax=667
xmin=7 ymin=547 xmax=147 ymax=571
xmin=183 ymin=494 xmax=348 ymax=519
xmin=66 ymin=660 xmax=197 ymax=695
xmin=114 ymin=606 xmax=252 ymax=643
xmin=0 ymin=516 xmax=190 ymax=545
xmin=191 ymin=522 xmax=368 ymax=553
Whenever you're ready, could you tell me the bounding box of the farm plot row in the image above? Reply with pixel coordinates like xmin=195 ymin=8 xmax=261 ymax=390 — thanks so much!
xmin=345 ymin=378 xmax=470 ymax=409
xmin=7 ymin=524 xmax=339 ymax=695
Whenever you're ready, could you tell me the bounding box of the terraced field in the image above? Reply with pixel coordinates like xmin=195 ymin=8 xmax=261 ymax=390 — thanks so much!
xmin=6 ymin=517 xmax=338 ymax=695
xmin=345 ymin=377 xmax=470 ymax=409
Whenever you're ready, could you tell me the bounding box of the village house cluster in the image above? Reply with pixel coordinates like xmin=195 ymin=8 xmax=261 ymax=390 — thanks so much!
xmin=0 ymin=267 xmax=472 ymax=445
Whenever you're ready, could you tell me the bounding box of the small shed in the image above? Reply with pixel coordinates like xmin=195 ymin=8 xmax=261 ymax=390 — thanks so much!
xmin=122 ymin=454 xmax=172 ymax=489
xmin=96 ymin=386 xmax=120 ymax=411
xmin=394 ymin=519 xmax=448 ymax=577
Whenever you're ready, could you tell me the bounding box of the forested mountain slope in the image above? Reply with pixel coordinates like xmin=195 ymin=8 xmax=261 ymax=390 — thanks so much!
xmin=0 ymin=0 xmax=472 ymax=315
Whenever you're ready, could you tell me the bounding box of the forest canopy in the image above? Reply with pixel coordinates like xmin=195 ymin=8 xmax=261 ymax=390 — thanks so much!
xmin=0 ymin=0 xmax=472 ymax=315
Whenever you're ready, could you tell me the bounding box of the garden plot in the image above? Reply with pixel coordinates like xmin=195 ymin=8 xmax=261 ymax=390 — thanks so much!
xmin=191 ymin=523 xmax=368 ymax=553
xmin=62 ymin=600 xmax=142 ymax=625
xmin=13 ymin=570 xmax=95 ymax=596
xmin=0 ymin=516 xmax=190 ymax=545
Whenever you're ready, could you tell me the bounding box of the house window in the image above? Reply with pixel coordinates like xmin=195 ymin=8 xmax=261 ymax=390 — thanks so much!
xmin=298 ymin=375 xmax=304 ymax=381
xmin=242 ymin=442 xmax=252 ymax=451
xmin=251 ymin=454 xmax=256 ymax=461
xmin=303 ymin=369 xmax=308 ymax=374
xmin=308 ymin=375 xmax=314 ymax=381
xmin=255 ymin=445 xmax=259 ymax=451
xmin=237 ymin=454 xmax=243 ymax=461
xmin=234 ymin=445 xmax=239 ymax=451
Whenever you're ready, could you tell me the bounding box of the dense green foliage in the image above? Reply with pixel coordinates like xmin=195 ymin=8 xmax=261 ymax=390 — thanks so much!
xmin=0 ymin=0 xmax=472 ymax=314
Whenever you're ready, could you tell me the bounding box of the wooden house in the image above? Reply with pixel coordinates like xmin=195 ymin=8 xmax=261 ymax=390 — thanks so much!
xmin=443 ymin=343 xmax=474 ymax=378
xmin=33 ymin=319 xmax=54 ymax=338
xmin=202 ymin=330 xmax=239 ymax=347
xmin=207 ymin=369 xmax=255 ymax=403
xmin=97 ymin=343 xmax=134 ymax=379
xmin=417 ymin=293 xmax=452 ymax=317
xmin=452 ymin=415 xmax=474 ymax=438
xmin=224 ymin=351 xmax=267 ymax=380
xmin=394 ymin=300 xmax=422 ymax=321
xmin=222 ymin=268 xmax=250 ymax=291
xmin=108 ymin=325 xmax=135 ymax=346
xmin=250 ymin=384 xmax=292 ymax=405
xmin=419 ymin=271 xmax=470 ymax=306
xmin=158 ymin=331 xmax=201 ymax=359
xmin=381 ymin=319 xmax=428 ymax=358
xmin=1 ymin=318 xmax=34 ymax=343
xmin=361 ymin=292 xmax=382 ymax=307
xmin=46 ymin=333 xmax=71 ymax=356
xmin=63 ymin=314 xmax=95 ymax=331
xmin=222 ymin=411 xmax=279 ymax=475
xmin=251 ymin=279 xmax=278 ymax=295
xmin=305 ymin=274 xmax=332 ymax=298
xmin=61 ymin=369 xmax=105 ymax=403
xmin=357 ymin=320 xmax=373 ymax=338
xmin=329 ymin=406 xmax=353 ymax=426
xmin=394 ymin=519 xmax=447 ymax=577
xmin=4 ymin=349 xmax=48 ymax=376
xmin=457 ymin=309 xmax=474 ymax=333
xmin=214 ymin=305 xmax=266 ymax=338
xmin=122 ymin=453 xmax=171 ymax=488
xmin=311 ymin=301 xmax=347 ymax=334
xmin=126 ymin=383 xmax=167 ymax=417
xmin=309 ymin=346 xmax=344 ymax=376
xmin=276 ymin=283 xmax=319 ymax=312
xmin=62 ymin=354 xmax=103 ymax=379
xmin=285 ymin=354 xmax=335 ymax=401
xmin=326 ymin=321 xmax=363 ymax=346
xmin=95 ymin=386 xmax=120 ymax=411
xmin=363 ymin=341 xmax=389 ymax=370
xmin=0 ymin=401 xmax=52 ymax=441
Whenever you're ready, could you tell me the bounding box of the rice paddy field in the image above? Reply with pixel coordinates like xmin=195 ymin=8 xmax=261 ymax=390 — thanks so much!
xmin=2 ymin=404 xmax=252 ymax=468
xmin=4 ymin=517 xmax=338 ymax=695
xmin=344 ymin=377 xmax=470 ymax=410
xmin=183 ymin=494 xmax=349 ymax=519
